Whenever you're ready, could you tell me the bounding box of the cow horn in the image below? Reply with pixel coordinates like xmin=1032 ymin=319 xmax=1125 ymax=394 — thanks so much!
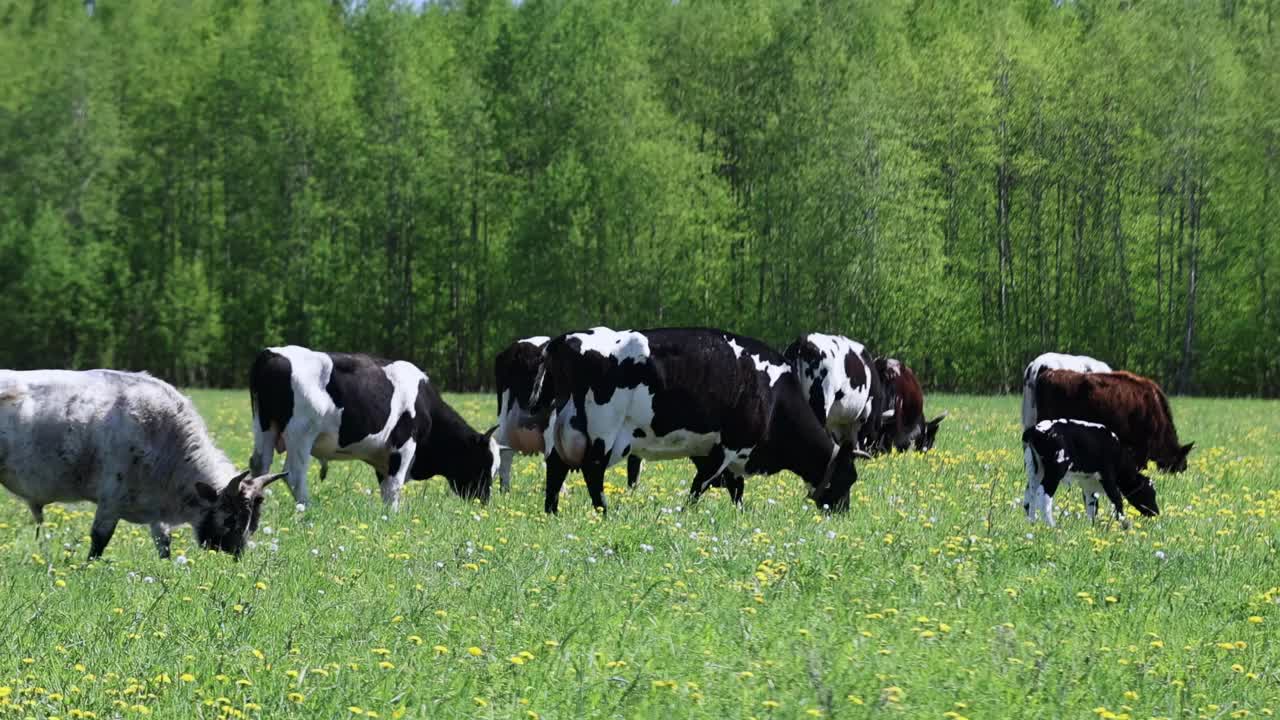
xmin=260 ymin=471 xmax=288 ymax=487
xmin=881 ymin=409 xmax=896 ymax=418
xmin=852 ymin=449 xmax=873 ymax=460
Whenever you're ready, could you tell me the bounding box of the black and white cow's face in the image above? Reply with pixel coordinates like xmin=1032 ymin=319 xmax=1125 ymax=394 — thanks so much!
xmin=1125 ymin=473 xmax=1160 ymax=516
xmin=809 ymin=443 xmax=864 ymax=512
xmin=193 ymin=470 xmax=286 ymax=558
xmin=445 ymin=430 xmax=500 ymax=503
xmin=915 ymin=414 xmax=947 ymax=452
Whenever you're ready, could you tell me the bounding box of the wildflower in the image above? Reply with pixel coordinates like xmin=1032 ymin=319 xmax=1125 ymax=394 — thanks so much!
xmin=467 ymin=647 xmax=483 ymax=657
xmin=433 ymin=646 xmax=449 ymax=656
xmin=179 ymin=674 xmax=195 ymax=683
xmin=407 ymin=636 xmax=423 ymax=645
xmin=473 ymin=698 xmax=488 ymax=707
xmin=1248 ymin=616 xmax=1264 ymax=624
xmin=378 ymin=661 xmax=394 ymax=670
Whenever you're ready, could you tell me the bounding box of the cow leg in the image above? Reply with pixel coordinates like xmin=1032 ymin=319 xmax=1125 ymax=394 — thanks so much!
xmin=29 ymin=502 xmax=43 ymax=540
xmin=544 ymin=452 xmax=570 ymax=515
xmin=687 ymin=449 xmax=729 ymax=504
xmin=1083 ymin=487 xmax=1099 ymax=523
xmin=250 ymin=425 xmax=276 ymax=477
xmin=723 ymin=472 xmax=745 ymax=506
xmin=319 ymin=460 xmax=329 ymax=481
xmin=583 ymin=463 xmax=608 ymax=516
xmin=626 ymin=455 xmax=643 ymax=489
xmin=498 ymin=447 xmax=516 ymax=494
xmin=150 ymin=522 xmax=172 ymax=559
xmin=88 ymin=509 xmax=119 ymax=560
xmin=281 ymin=428 xmax=316 ymax=508
xmin=1098 ymin=467 xmax=1129 ymax=526
xmin=381 ymin=441 xmax=415 ymax=510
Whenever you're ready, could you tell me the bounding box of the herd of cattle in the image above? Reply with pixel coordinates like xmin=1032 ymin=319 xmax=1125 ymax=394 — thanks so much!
xmin=0 ymin=327 xmax=1192 ymax=560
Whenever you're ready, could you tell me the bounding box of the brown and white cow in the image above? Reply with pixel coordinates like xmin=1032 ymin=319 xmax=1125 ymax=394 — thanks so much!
xmin=1032 ymin=369 xmax=1194 ymax=473
xmin=873 ymin=357 xmax=946 ymax=453
xmin=1021 ymin=352 xmax=1111 ymax=429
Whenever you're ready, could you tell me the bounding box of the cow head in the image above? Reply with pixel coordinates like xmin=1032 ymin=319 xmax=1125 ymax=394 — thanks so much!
xmin=810 ymin=443 xmax=871 ymax=512
xmin=1160 ymin=442 xmax=1194 ymax=473
xmin=915 ymin=412 xmax=947 ymax=452
xmin=446 ymin=428 xmax=500 ymax=504
xmin=192 ymin=470 xmax=286 ymax=558
xmin=1123 ymin=472 xmax=1160 ymax=517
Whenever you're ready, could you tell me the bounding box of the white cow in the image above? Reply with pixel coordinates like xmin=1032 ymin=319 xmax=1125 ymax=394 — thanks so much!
xmin=1021 ymin=352 xmax=1112 ymax=429
xmin=0 ymin=370 xmax=284 ymax=559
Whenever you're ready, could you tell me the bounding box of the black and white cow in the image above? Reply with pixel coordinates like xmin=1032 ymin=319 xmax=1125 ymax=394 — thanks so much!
xmin=1022 ymin=352 xmax=1111 ymax=429
xmin=529 ymin=327 xmax=869 ymax=515
xmin=0 ymin=369 xmax=285 ymax=559
xmin=494 ymin=336 xmax=641 ymax=492
xmin=249 ymin=346 xmax=499 ymax=509
xmin=783 ymin=333 xmax=889 ymax=453
xmin=1021 ymin=418 xmax=1159 ymax=527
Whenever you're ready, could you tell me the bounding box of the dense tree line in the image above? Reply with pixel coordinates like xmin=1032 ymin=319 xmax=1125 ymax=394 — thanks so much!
xmin=1 ymin=0 xmax=1276 ymax=395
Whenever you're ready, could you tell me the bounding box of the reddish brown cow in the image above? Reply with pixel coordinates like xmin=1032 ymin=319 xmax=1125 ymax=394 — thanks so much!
xmin=871 ymin=357 xmax=946 ymax=453
xmin=1032 ymin=369 xmax=1194 ymax=473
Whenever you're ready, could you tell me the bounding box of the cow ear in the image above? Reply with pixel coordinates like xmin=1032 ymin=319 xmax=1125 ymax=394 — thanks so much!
xmin=195 ymin=482 xmax=219 ymax=504
xmin=1180 ymin=442 xmax=1195 ymax=456
xmin=483 ymin=425 xmax=498 ymax=439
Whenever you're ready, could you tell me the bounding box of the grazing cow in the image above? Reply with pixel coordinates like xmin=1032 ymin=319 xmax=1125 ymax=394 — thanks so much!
xmin=1022 ymin=419 xmax=1160 ymax=526
xmin=0 ymin=370 xmax=285 ymax=559
xmin=783 ymin=334 xmax=888 ymax=454
xmin=1033 ymin=369 xmax=1193 ymax=473
xmin=872 ymin=357 xmax=946 ymax=453
xmin=248 ymin=346 xmax=498 ymax=509
xmin=529 ymin=327 xmax=868 ymax=515
xmin=1021 ymin=352 xmax=1112 ymax=429
xmin=494 ymin=336 xmax=641 ymax=492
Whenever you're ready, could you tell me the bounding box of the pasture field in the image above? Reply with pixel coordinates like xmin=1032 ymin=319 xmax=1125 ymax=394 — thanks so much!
xmin=0 ymin=392 xmax=1277 ymax=719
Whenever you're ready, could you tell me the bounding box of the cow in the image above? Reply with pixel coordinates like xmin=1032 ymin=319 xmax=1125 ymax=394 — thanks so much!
xmin=0 ymin=370 xmax=285 ymax=559
xmin=783 ymin=333 xmax=888 ymax=454
xmin=529 ymin=327 xmax=869 ymax=515
xmin=494 ymin=336 xmax=642 ymax=493
xmin=1032 ymin=369 xmax=1193 ymax=474
xmin=248 ymin=346 xmax=498 ymax=510
xmin=872 ymin=357 xmax=946 ymax=453
xmin=1022 ymin=352 xmax=1112 ymax=429
xmin=1022 ymin=418 xmax=1160 ymax=527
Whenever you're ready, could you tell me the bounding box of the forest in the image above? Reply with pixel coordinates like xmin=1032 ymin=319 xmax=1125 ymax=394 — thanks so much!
xmin=0 ymin=0 xmax=1276 ymax=395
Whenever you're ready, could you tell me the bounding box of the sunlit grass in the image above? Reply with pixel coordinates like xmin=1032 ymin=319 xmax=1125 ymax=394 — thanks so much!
xmin=0 ymin=392 xmax=1277 ymax=718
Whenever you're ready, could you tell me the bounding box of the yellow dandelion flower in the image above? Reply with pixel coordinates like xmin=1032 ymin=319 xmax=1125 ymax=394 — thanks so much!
xmin=179 ymin=674 xmax=195 ymax=683
xmin=1248 ymin=616 xmax=1264 ymax=624
xmin=378 ymin=661 xmax=395 ymax=670
xmin=407 ymin=636 xmax=423 ymax=645
xmin=433 ymin=645 xmax=449 ymax=656
xmin=473 ymin=698 xmax=488 ymax=707
xmin=287 ymin=693 xmax=304 ymax=704
xmin=467 ymin=647 xmax=483 ymax=657
xmin=762 ymin=700 xmax=781 ymax=709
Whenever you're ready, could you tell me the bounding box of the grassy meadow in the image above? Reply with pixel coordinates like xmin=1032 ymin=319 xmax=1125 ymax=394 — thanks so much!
xmin=0 ymin=391 xmax=1277 ymax=719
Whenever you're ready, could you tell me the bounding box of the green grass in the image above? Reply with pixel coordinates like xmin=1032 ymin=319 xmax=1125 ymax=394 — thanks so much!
xmin=1 ymin=392 xmax=1278 ymax=720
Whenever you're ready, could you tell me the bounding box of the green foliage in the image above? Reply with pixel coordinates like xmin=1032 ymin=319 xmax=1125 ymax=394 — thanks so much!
xmin=0 ymin=0 xmax=1275 ymax=394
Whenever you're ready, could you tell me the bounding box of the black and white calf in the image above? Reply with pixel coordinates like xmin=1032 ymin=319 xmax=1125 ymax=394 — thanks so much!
xmin=529 ymin=327 xmax=869 ymax=515
xmin=1021 ymin=419 xmax=1159 ymax=527
xmin=0 ymin=370 xmax=285 ymax=559
xmin=783 ymin=333 xmax=889 ymax=453
xmin=249 ymin=346 xmax=499 ymax=509
xmin=494 ymin=336 xmax=642 ymax=492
